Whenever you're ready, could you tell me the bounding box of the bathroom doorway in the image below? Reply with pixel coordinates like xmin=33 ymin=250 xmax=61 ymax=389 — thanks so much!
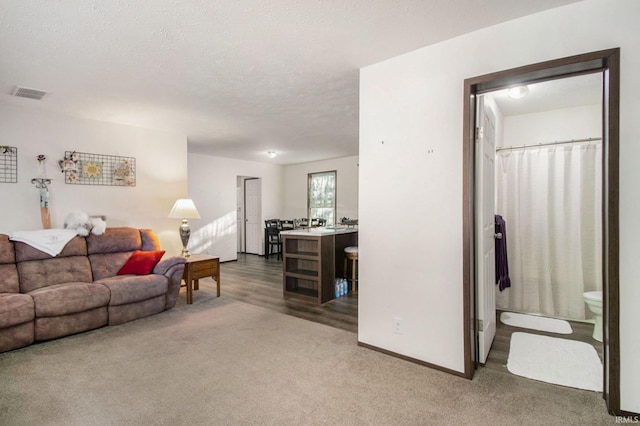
xmin=485 ymin=73 xmax=603 ymax=324
xmin=479 ymin=73 xmax=605 ymax=387
xmin=462 ymin=48 xmax=620 ymax=412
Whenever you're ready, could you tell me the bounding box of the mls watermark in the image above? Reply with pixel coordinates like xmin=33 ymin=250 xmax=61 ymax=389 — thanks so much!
xmin=615 ymin=416 xmax=640 ymax=424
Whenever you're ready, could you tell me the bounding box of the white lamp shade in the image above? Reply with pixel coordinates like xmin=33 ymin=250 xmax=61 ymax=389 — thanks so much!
xmin=168 ymin=199 xmax=201 ymax=219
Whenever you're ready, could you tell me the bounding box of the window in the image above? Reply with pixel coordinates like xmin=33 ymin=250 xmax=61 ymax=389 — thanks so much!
xmin=308 ymin=171 xmax=336 ymax=226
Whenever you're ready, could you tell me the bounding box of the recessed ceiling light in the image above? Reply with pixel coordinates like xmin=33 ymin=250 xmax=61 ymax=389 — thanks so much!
xmin=508 ymin=85 xmax=529 ymax=99
xmin=267 ymin=151 xmax=277 ymax=158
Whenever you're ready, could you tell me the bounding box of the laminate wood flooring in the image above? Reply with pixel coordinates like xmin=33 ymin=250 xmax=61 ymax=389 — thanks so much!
xmin=219 ymin=253 xmax=358 ymax=333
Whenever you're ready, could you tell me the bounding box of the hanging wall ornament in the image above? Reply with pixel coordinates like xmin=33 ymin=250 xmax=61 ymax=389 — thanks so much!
xmin=31 ymin=154 xmax=52 ymax=229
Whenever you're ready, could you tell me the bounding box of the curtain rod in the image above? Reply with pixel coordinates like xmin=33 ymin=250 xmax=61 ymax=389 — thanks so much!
xmin=495 ymin=137 xmax=602 ymax=152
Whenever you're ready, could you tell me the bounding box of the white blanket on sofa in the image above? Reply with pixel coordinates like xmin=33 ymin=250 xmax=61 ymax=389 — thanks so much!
xmin=9 ymin=229 xmax=78 ymax=256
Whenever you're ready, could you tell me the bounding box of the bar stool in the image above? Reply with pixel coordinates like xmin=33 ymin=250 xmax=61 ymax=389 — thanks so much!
xmin=343 ymin=246 xmax=358 ymax=292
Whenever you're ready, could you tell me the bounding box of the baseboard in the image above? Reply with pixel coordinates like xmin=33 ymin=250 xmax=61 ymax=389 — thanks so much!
xmin=357 ymin=341 xmax=467 ymax=379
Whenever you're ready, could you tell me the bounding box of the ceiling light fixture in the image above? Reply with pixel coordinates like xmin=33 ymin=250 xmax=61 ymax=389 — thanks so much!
xmin=267 ymin=151 xmax=277 ymax=158
xmin=507 ymin=85 xmax=529 ymax=99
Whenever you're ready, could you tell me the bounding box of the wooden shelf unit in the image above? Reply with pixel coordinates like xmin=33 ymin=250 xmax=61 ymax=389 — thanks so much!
xmin=282 ymin=231 xmax=357 ymax=304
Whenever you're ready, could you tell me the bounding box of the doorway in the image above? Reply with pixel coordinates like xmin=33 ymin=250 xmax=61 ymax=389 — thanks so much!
xmin=462 ymin=48 xmax=620 ymax=413
xmin=489 ymin=74 xmax=603 ymax=323
xmin=478 ymin=74 xmax=605 ymax=389
xmin=237 ymin=176 xmax=262 ymax=255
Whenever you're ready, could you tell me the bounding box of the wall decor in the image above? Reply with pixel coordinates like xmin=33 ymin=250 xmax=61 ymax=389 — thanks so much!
xmin=0 ymin=146 xmax=18 ymax=183
xmin=31 ymin=154 xmax=52 ymax=229
xmin=62 ymin=151 xmax=136 ymax=186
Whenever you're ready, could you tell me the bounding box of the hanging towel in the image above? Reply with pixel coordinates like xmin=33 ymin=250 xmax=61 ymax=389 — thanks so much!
xmin=9 ymin=229 xmax=77 ymax=257
xmin=494 ymin=215 xmax=511 ymax=291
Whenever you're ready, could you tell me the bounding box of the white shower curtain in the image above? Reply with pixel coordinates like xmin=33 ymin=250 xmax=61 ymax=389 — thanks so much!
xmin=495 ymin=142 xmax=602 ymax=320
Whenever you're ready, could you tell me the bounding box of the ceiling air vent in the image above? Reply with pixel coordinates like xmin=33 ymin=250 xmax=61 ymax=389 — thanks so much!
xmin=12 ymin=86 xmax=47 ymax=100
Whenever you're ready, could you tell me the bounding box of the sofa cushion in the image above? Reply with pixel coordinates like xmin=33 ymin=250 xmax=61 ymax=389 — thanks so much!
xmin=89 ymin=252 xmax=132 ymax=281
xmin=108 ymin=295 xmax=165 ymax=326
xmin=0 ymin=321 xmax=34 ymax=352
xmin=35 ymin=307 xmax=107 ymax=342
xmin=140 ymin=229 xmax=162 ymax=251
xmin=117 ymin=250 xmax=165 ymax=275
xmin=18 ymin=256 xmax=93 ymax=294
xmin=0 ymin=234 xmax=15 ymax=264
xmin=0 ymin=264 xmax=19 ymax=294
xmin=0 ymin=293 xmax=34 ymax=328
xmin=96 ymin=275 xmax=168 ymax=306
xmin=29 ymin=282 xmax=110 ymax=317
xmin=14 ymin=236 xmax=87 ymax=262
xmin=86 ymin=227 xmax=141 ymax=255
xmin=0 ymin=235 xmax=19 ymax=293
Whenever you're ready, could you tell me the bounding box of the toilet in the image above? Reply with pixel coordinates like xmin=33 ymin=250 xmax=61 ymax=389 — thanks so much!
xmin=583 ymin=291 xmax=603 ymax=342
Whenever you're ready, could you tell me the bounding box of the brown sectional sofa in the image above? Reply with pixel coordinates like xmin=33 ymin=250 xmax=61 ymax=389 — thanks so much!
xmin=0 ymin=227 xmax=186 ymax=353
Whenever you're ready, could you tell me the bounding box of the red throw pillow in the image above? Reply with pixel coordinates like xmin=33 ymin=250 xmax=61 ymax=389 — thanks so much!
xmin=117 ymin=250 xmax=165 ymax=275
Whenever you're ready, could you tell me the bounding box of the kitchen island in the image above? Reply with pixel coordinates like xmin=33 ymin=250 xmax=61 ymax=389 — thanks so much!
xmin=281 ymin=227 xmax=358 ymax=304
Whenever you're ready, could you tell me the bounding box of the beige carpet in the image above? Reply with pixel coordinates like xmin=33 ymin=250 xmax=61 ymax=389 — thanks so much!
xmin=0 ymin=283 xmax=612 ymax=425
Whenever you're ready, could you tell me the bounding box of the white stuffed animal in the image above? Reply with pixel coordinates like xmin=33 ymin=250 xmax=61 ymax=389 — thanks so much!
xmin=63 ymin=211 xmax=106 ymax=236
xmin=90 ymin=216 xmax=106 ymax=235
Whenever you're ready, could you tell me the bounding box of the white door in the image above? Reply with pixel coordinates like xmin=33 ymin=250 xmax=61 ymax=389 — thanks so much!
xmin=244 ymin=178 xmax=262 ymax=254
xmin=236 ymin=186 xmax=244 ymax=252
xmin=476 ymin=97 xmax=497 ymax=364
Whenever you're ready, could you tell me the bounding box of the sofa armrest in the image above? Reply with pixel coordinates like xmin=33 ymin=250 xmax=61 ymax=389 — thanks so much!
xmin=153 ymin=256 xmax=186 ymax=309
xmin=154 ymin=256 xmax=185 ymax=275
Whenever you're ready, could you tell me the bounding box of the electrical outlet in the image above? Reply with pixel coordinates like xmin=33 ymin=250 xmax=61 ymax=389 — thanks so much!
xmin=393 ymin=317 xmax=403 ymax=334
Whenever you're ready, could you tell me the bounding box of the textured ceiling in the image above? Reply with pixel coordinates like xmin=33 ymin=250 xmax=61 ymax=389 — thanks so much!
xmin=0 ymin=0 xmax=581 ymax=164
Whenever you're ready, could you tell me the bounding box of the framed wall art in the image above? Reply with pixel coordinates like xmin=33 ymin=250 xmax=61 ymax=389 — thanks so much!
xmin=61 ymin=151 xmax=136 ymax=186
xmin=0 ymin=146 xmax=18 ymax=183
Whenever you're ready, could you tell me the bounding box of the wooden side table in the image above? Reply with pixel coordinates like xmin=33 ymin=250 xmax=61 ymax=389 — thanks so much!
xmin=182 ymin=254 xmax=220 ymax=304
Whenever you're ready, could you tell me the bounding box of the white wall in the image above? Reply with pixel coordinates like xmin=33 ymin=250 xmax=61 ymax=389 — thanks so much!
xmin=359 ymin=0 xmax=640 ymax=412
xmin=187 ymin=154 xmax=357 ymax=262
xmin=282 ymin=156 xmax=359 ymax=222
xmin=0 ymin=104 xmax=187 ymax=255
xmin=502 ymin=104 xmax=601 ymax=147
xmin=187 ymin=153 xmax=283 ymax=261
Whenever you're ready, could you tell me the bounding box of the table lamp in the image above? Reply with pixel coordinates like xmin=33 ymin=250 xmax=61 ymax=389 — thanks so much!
xmin=168 ymin=198 xmax=200 ymax=257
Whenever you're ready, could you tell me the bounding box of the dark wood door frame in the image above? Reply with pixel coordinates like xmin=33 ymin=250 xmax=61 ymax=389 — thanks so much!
xmin=462 ymin=48 xmax=620 ymax=414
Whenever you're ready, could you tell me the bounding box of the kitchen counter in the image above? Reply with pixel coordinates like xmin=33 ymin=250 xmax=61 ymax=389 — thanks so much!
xmin=280 ymin=226 xmax=358 ymax=237
xmin=281 ymin=227 xmax=358 ymax=304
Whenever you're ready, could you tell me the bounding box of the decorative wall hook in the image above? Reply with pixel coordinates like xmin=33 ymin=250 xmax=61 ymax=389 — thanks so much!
xmin=31 ymin=177 xmax=52 ymax=190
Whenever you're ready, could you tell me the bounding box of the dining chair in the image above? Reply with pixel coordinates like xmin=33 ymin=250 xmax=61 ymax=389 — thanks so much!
xmin=264 ymin=219 xmax=282 ymax=259
xmin=280 ymin=219 xmax=295 ymax=231
xmin=311 ymin=218 xmax=326 ymax=227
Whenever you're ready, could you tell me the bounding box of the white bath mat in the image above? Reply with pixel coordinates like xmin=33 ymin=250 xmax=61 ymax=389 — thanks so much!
xmin=507 ymin=332 xmax=602 ymax=391
xmin=500 ymin=311 xmax=572 ymax=334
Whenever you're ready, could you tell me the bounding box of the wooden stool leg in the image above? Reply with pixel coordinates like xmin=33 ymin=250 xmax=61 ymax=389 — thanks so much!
xmin=351 ymin=258 xmax=357 ymax=293
xmin=343 ymin=258 xmax=348 ymax=279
